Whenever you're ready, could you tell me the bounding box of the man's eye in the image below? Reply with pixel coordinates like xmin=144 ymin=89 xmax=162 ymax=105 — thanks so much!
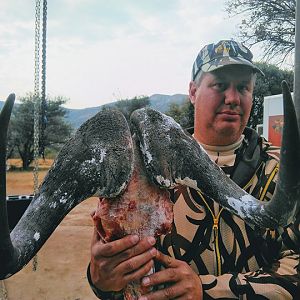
xmin=238 ymin=85 xmax=248 ymax=92
xmin=214 ymin=83 xmax=226 ymax=91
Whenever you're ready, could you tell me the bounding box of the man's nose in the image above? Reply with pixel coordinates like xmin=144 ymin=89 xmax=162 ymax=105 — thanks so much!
xmin=224 ymin=85 xmax=240 ymax=106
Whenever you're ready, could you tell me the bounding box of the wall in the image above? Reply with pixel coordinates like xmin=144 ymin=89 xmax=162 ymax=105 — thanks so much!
xmin=263 ymin=94 xmax=284 ymax=146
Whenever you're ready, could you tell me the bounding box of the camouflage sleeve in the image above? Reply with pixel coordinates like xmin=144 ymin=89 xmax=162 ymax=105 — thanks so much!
xmin=200 ymin=249 xmax=300 ymax=299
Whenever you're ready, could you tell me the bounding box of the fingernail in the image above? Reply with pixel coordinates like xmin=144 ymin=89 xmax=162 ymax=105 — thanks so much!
xmin=150 ymin=247 xmax=157 ymax=256
xmin=142 ymin=276 xmax=150 ymax=286
xmin=147 ymin=236 xmax=156 ymax=245
xmin=131 ymin=235 xmax=139 ymax=243
xmin=139 ymin=297 xmax=147 ymax=300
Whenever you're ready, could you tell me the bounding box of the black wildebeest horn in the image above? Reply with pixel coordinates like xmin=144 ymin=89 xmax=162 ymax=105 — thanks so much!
xmin=0 ymin=105 xmax=134 ymax=279
xmin=0 ymin=94 xmax=15 ymax=277
xmin=1 ymin=81 xmax=299 ymax=279
xmin=131 ymin=81 xmax=300 ymax=229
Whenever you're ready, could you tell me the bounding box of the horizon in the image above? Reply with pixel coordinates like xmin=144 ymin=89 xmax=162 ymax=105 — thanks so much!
xmin=0 ymin=91 xmax=189 ymax=110
xmin=0 ymin=0 xmax=285 ymax=109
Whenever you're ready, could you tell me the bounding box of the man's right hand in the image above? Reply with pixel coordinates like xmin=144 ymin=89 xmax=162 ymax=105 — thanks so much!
xmin=89 ymin=228 xmax=157 ymax=292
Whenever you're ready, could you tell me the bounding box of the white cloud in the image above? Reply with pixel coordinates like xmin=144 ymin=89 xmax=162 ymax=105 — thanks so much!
xmin=0 ymin=0 xmax=257 ymax=108
xmin=61 ymin=0 xmax=95 ymax=7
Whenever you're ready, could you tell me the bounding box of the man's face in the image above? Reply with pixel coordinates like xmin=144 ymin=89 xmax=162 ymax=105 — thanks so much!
xmin=189 ymin=65 xmax=255 ymax=146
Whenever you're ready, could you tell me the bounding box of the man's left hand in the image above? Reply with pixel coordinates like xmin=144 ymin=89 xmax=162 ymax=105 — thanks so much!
xmin=138 ymin=251 xmax=203 ymax=300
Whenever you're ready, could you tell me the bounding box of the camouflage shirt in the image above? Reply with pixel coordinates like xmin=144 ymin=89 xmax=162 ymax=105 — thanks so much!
xmin=160 ymin=127 xmax=300 ymax=299
xmin=88 ymin=127 xmax=300 ymax=299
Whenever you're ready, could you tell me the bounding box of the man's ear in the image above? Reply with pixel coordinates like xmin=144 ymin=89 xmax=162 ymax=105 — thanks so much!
xmin=189 ymin=81 xmax=197 ymax=105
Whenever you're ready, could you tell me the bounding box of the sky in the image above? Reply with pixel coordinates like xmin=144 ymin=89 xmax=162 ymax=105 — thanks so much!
xmin=0 ymin=0 xmax=263 ymax=109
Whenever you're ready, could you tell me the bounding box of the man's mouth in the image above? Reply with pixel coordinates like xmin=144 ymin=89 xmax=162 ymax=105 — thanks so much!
xmin=218 ymin=110 xmax=241 ymax=116
xmin=217 ymin=111 xmax=242 ymax=122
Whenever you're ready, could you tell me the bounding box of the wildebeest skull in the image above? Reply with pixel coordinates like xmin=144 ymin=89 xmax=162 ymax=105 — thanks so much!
xmin=0 ymin=82 xmax=299 ymax=289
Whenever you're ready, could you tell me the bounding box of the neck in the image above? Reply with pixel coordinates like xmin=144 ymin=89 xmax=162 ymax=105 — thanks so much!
xmin=200 ymin=135 xmax=244 ymax=153
xmin=194 ymin=132 xmax=242 ymax=147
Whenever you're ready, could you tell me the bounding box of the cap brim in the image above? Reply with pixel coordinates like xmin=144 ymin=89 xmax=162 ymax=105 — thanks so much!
xmin=201 ymin=57 xmax=265 ymax=76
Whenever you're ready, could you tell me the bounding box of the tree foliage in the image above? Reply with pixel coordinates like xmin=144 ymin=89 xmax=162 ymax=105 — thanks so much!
xmin=102 ymin=96 xmax=150 ymax=121
xmin=248 ymin=62 xmax=294 ymax=128
xmin=225 ymin=0 xmax=295 ymax=61
xmin=165 ymin=97 xmax=194 ymax=130
xmin=8 ymin=94 xmax=73 ymax=169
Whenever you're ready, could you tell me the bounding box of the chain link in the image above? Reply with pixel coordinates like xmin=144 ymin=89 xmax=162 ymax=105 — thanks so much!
xmin=34 ymin=0 xmax=41 ymax=194
xmin=41 ymin=0 xmax=47 ymax=100
xmin=33 ymin=0 xmax=41 ymax=272
xmin=40 ymin=0 xmax=48 ymax=158
xmin=0 ymin=280 xmax=8 ymax=300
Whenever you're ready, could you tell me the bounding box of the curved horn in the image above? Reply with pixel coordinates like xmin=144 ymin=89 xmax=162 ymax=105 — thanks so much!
xmin=0 ymin=109 xmax=133 ymax=279
xmin=131 ymin=81 xmax=300 ymax=229
xmin=0 ymin=94 xmax=16 ymax=277
xmin=263 ymin=81 xmax=300 ymax=224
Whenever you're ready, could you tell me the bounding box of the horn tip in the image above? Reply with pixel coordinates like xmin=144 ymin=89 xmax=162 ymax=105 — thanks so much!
xmin=281 ymin=80 xmax=290 ymax=92
xmin=7 ymin=93 xmax=15 ymax=102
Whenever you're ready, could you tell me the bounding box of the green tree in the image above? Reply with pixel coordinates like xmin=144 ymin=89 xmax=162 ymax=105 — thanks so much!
xmin=225 ymin=0 xmax=295 ymax=61
xmin=248 ymin=62 xmax=294 ymax=128
xmin=102 ymin=96 xmax=150 ymax=121
xmin=8 ymin=94 xmax=73 ymax=169
xmin=165 ymin=97 xmax=194 ymax=130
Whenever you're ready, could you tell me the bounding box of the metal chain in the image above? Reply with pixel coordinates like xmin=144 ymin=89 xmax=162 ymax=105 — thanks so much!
xmin=33 ymin=0 xmax=41 ymax=272
xmin=0 ymin=280 xmax=8 ymax=300
xmin=40 ymin=0 xmax=47 ymax=158
xmin=34 ymin=0 xmax=40 ymax=194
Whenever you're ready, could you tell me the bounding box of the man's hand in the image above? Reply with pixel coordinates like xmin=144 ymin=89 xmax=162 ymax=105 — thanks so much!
xmin=139 ymin=251 xmax=203 ymax=300
xmin=90 ymin=228 xmax=157 ymax=292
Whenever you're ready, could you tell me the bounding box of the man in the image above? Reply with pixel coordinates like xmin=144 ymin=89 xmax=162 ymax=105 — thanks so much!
xmin=88 ymin=40 xmax=300 ymax=299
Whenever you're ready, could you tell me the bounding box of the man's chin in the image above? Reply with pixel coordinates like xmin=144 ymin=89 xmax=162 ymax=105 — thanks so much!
xmin=219 ymin=124 xmax=238 ymax=133
xmin=216 ymin=125 xmax=243 ymax=142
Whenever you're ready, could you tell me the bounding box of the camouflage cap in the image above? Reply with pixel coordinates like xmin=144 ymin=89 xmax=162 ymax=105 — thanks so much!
xmin=191 ymin=40 xmax=264 ymax=80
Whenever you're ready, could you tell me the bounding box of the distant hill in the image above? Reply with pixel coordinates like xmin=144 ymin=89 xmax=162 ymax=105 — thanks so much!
xmin=0 ymin=93 xmax=188 ymax=129
xmin=64 ymin=106 xmax=102 ymax=129
xmin=149 ymin=94 xmax=188 ymax=112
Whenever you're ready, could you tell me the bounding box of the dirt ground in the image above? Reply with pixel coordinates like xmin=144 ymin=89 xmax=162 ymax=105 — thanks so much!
xmin=2 ymin=159 xmax=101 ymax=300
